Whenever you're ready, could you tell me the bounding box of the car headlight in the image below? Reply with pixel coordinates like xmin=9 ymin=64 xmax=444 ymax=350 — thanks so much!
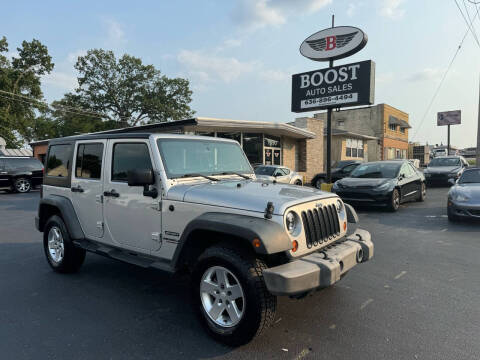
xmin=449 ymin=169 xmax=462 ymax=178
xmin=285 ymin=211 xmax=299 ymax=234
xmin=376 ymin=181 xmax=393 ymax=191
xmin=451 ymin=193 xmax=470 ymax=202
xmin=336 ymin=199 xmax=344 ymax=212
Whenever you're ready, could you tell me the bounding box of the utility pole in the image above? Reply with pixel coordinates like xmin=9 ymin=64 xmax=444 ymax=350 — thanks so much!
xmin=476 ymin=75 xmax=480 ymax=166
xmin=326 ymin=14 xmax=334 ymax=184
xmin=447 ymin=124 xmax=451 ymax=156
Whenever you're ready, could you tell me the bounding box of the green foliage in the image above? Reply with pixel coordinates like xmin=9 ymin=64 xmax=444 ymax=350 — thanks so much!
xmin=60 ymin=49 xmax=194 ymax=128
xmin=0 ymin=36 xmax=54 ymax=147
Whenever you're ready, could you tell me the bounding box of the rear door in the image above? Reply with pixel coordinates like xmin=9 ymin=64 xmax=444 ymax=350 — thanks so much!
xmin=70 ymin=141 xmax=106 ymax=239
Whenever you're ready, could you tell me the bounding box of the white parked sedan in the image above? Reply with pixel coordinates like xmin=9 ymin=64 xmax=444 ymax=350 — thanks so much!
xmin=254 ymin=165 xmax=303 ymax=185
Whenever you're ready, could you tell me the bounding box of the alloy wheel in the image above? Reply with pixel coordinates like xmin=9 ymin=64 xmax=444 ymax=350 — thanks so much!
xmin=200 ymin=266 xmax=245 ymax=328
xmin=15 ymin=178 xmax=31 ymax=193
xmin=47 ymin=226 xmax=64 ymax=264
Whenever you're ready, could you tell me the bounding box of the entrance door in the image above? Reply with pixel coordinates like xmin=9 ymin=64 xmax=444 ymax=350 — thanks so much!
xmin=70 ymin=141 xmax=106 ymax=239
xmin=264 ymin=147 xmax=281 ymax=165
xmin=103 ymin=139 xmax=161 ymax=254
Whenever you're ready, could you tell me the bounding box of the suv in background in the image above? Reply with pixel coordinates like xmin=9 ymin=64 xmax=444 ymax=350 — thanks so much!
xmin=311 ymin=160 xmax=363 ymax=188
xmin=0 ymin=156 xmax=44 ymax=193
xmin=36 ymin=133 xmax=374 ymax=345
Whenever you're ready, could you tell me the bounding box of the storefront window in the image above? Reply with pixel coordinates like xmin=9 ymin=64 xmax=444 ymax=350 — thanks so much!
xmin=243 ymin=133 xmax=263 ymax=165
xmin=217 ymin=132 xmax=241 ymax=144
xmin=264 ymin=135 xmax=281 ymax=148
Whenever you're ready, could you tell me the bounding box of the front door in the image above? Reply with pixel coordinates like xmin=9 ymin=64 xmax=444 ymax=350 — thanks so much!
xmin=103 ymin=139 xmax=161 ymax=254
xmin=398 ymin=163 xmax=417 ymax=201
xmin=70 ymin=141 xmax=106 ymax=239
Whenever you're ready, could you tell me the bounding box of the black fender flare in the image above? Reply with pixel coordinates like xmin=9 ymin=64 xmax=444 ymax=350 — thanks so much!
xmin=37 ymin=195 xmax=85 ymax=240
xmin=173 ymin=212 xmax=292 ymax=265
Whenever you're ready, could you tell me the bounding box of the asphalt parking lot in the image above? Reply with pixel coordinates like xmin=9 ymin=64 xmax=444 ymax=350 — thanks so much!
xmin=0 ymin=187 xmax=479 ymax=360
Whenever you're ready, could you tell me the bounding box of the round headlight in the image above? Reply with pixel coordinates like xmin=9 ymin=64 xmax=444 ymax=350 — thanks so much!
xmin=286 ymin=211 xmax=297 ymax=234
xmin=336 ymin=199 xmax=343 ymax=212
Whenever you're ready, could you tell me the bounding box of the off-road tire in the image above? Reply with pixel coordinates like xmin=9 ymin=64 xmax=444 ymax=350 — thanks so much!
xmin=388 ymin=189 xmax=400 ymax=212
xmin=191 ymin=245 xmax=276 ymax=346
xmin=14 ymin=177 xmax=31 ymax=193
xmin=417 ymin=182 xmax=426 ymax=202
xmin=43 ymin=215 xmax=86 ymax=273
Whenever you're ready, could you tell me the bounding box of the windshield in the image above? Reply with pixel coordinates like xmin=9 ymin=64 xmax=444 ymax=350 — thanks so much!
xmin=254 ymin=166 xmax=275 ymax=176
xmin=333 ymin=160 xmax=354 ymax=169
xmin=157 ymin=138 xmax=253 ymax=179
xmin=429 ymin=158 xmax=461 ymax=167
xmin=459 ymin=169 xmax=480 ymax=184
xmin=350 ymin=162 xmax=401 ymax=179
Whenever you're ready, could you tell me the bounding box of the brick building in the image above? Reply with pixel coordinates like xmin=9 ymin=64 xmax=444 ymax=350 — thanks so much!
xmin=314 ymin=103 xmax=410 ymax=161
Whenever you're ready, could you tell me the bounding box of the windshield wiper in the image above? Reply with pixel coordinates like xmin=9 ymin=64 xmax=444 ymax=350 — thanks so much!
xmin=180 ymin=173 xmax=218 ymax=181
xmin=212 ymin=171 xmax=251 ymax=180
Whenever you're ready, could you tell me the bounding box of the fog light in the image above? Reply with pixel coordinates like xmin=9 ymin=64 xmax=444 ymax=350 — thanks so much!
xmin=292 ymin=240 xmax=298 ymax=252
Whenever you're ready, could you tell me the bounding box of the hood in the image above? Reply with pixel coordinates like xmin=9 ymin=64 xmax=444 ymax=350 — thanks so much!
xmin=338 ymin=177 xmax=392 ymax=189
xmin=452 ymin=183 xmax=480 ymax=200
xmin=425 ymin=166 xmax=461 ymax=174
xmin=166 ymin=179 xmax=335 ymax=215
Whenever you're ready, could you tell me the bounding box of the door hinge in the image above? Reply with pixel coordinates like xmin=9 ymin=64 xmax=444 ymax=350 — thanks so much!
xmin=95 ymin=194 xmax=103 ymax=204
xmin=150 ymin=201 xmax=162 ymax=211
xmin=152 ymin=232 xmax=162 ymax=247
xmin=96 ymin=221 xmax=104 ymax=230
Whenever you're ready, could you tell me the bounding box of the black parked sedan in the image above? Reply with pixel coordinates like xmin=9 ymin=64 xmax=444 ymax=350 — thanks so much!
xmin=332 ymin=160 xmax=426 ymax=211
xmin=423 ymin=156 xmax=469 ymax=186
xmin=447 ymin=168 xmax=480 ymax=222
xmin=311 ymin=160 xmax=363 ymax=188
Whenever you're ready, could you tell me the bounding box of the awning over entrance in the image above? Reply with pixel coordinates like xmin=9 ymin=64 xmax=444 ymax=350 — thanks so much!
xmin=388 ymin=115 xmax=411 ymax=129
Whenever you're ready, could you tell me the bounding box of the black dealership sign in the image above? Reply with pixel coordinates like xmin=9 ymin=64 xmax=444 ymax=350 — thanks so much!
xmin=291 ymin=60 xmax=375 ymax=112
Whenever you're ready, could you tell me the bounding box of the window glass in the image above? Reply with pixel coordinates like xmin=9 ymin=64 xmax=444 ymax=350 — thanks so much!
xmin=254 ymin=166 xmax=275 ymax=176
xmin=76 ymin=143 xmax=104 ymax=179
xmin=264 ymin=135 xmax=281 ymax=148
xmin=429 ymin=157 xmax=461 ymax=167
xmin=389 ymin=124 xmax=397 ymax=131
xmin=196 ymin=132 xmax=215 ymax=137
xmin=46 ymin=145 xmax=71 ymax=177
xmin=5 ymin=158 xmax=43 ymax=170
xmin=217 ymin=132 xmax=241 ymax=144
xmin=0 ymin=159 xmax=4 ymax=170
xmin=281 ymin=168 xmax=290 ymax=175
xmin=401 ymin=163 xmax=414 ymax=177
xmin=157 ymin=139 xmax=252 ymax=178
xmin=351 ymin=162 xmax=401 ymax=179
xmin=112 ymin=143 xmax=152 ymax=182
xmin=343 ymin=163 xmax=358 ymax=173
xmin=459 ymin=169 xmax=480 ymax=183
xmin=242 ymin=133 xmax=262 ymax=165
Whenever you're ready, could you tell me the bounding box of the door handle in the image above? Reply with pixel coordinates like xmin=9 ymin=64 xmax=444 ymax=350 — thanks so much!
xmin=104 ymin=189 xmax=120 ymax=198
xmin=71 ymin=185 xmax=84 ymax=193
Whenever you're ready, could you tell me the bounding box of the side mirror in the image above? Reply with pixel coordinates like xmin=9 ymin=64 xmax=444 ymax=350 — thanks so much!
xmin=399 ymin=173 xmax=405 ymax=180
xmin=128 ymin=169 xmax=154 ymax=186
xmin=127 ymin=169 xmax=158 ymax=198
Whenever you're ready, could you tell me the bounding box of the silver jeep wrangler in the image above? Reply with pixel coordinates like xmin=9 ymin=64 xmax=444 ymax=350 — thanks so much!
xmin=36 ymin=133 xmax=373 ymax=345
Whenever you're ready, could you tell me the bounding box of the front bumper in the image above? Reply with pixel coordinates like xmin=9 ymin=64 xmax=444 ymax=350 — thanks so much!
xmin=263 ymin=229 xmax=374 ymax=296
xmin=334 ymin=189 xmax=391 ymax=204
xmin=425 ymin=173 xmax=455 ymax=185
xmin=448 ymin=200 xmax=480 ymax=218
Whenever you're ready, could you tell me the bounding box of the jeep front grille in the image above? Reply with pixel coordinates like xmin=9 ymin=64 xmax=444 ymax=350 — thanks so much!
xmin=301 ymin=204 xmax=340 ymax=248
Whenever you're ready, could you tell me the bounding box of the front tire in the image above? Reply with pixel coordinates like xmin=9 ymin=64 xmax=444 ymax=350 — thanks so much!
xmin=43 ymin=215 xmax=86 ymax=273
xmin=417 ymin=182 xmax=426 ymax=202
xmin=14 ymin=177 xmax=31 ymax=193
xmin=294 ymin=180 xmax=303 ymax=186
xmin=191 ymin=245 xmax=276 ymax=346
xmin=388 ymin=189 xmax=400 ymax=212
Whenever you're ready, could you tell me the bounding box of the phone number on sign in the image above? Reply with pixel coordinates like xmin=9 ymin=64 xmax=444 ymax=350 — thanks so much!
xmin=300 ymin=93 xmax=358 ymax=109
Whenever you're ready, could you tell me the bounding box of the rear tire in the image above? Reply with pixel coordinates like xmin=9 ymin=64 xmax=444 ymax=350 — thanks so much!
xmin=388 ymin=189 xmax=400 ymax=212
xmin=43 ymin=215 xmax=86 ymax=273
xmin=14 ymin=177 xmax=31 ymax=193
xmin=314 ymin=177 xmax=325 ymax=189
xmin=191 ymin=245 xmax=276 ymax=346
xmin=294 ymin=180 xmax=303 ymax=186
xmin=417 ymin=183 xmax=426 ymax=202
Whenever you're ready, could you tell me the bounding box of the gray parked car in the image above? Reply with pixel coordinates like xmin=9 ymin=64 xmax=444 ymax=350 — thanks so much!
xmin=447 ymin=168 xmax=480 ymax=221
xmin=254 ymin=165 xmax=303 ymax=185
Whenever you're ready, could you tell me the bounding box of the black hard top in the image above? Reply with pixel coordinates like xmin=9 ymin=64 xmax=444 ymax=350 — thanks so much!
xmin=48 ymin=132 xmax=151 ymax=145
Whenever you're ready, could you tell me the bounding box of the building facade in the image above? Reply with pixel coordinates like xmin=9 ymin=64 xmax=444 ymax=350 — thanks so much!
xmin=314 ymin=103 xmax=410 ymax=162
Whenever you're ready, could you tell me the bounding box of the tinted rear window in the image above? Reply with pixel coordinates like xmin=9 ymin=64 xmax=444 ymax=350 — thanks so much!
xmin=5 ymin=158 xmax=43 ymax=170
xmin=75 ymin=143 xmax=104 ymax=179
xmin=46 ymin=145 xmax=71 ymax=177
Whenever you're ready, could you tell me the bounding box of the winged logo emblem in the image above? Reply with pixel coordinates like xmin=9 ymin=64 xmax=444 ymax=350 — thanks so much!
xmin=306 ymin=31 xmax=358 ymax=52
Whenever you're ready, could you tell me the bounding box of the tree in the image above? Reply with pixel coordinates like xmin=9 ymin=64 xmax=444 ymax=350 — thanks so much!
xmin=0 ymin=36 xmax=54 ymax=147
xmin=61 ymin=49 xmax=194 ymax=128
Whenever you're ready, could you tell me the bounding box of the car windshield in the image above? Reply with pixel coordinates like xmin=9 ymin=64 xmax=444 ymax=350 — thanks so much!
xmin=157 ymin=138 xmax=253 ymax=179
xmin=350 ymin=162 xmax=401 ymax=179
xmin=333 ymin=160 xmax=353 ymax=168
xmin=254 ymin=166 xmax=275 ymax=176
xmin=459 ymin=169 xmax=480 ymax=184
xmin=429 ymin=158 xmax=461 ymax=167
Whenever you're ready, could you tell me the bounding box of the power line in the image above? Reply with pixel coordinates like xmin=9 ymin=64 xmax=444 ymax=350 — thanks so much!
xmin=462 ymin=0 xmax=480 ymax=46
xmin=454 ymin=0 xmax=480 ymax=48
xmin=412 ymin=9 xmax=479 ymax=140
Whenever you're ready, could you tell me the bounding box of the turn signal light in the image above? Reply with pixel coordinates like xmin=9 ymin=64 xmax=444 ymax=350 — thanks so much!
xmin=343 ymin=221 xmax=347 ymax=231
xmin=292 ymin=240 xmax=298 ymax=252
xmin=252 ymin=238 xmax=261 ymax=248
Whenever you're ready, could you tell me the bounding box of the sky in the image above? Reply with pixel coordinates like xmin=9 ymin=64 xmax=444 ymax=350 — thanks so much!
xmin=2 ymin=0 xmax=480 ymax=148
